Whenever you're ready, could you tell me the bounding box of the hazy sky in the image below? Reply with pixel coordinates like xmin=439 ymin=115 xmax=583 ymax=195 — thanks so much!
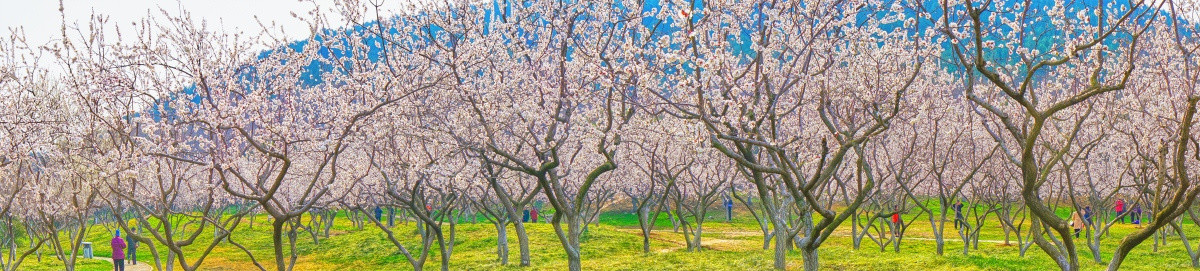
xmin=0 ymin=0 xmax=355 ymax=49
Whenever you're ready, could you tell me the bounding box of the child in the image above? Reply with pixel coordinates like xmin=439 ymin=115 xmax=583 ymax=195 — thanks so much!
xmin=1131 ymin=204 xmax=1142 ymax=227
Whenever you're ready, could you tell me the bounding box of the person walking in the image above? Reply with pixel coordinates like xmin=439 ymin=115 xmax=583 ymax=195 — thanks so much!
xmin=1071 ymin=210 xmax=1085 ymax=238
xmin=522 ymin=208 xmax=530 ymax=223
xmin=1114 ymin=199 xmax=1126 ymax=224
xmin=531 ymin=208 xmax=539 ymax=223
xmin=724 ymin=197 xmax=734 ymax=222
xmin=126 ymin=227 xmax=137 ymax=265
xmin=111 ymin=230 xmax=127 ymax=271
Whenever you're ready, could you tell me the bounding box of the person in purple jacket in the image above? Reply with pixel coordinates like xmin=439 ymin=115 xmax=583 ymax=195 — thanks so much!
xmin=111 ymin=230 xmax=126 ymax=271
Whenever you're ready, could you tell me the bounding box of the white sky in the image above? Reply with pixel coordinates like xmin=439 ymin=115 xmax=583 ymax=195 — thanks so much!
xmin=0 ymin=0 xmax=359 ymax=49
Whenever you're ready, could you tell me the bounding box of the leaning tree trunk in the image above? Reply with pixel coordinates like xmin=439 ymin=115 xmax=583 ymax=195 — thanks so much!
xmin=1086 ymin=233 xmax=1102 ymax=264
xmin=512 ymin=219 xmax=532 ymax=266
xmin=558 ymin=216 xmax=584 ymax=271
xmin=1179 ymin=220 xmax=1200 ymax=267
xmin=635 ymin=204 xmax=657 ymax=254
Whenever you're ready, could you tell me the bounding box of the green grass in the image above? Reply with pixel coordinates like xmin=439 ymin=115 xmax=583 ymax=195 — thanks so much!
xmin=15 ymin=206 xmax=1200 ymax=270
xmin=19 ymin=258 xmax=111 ymax=271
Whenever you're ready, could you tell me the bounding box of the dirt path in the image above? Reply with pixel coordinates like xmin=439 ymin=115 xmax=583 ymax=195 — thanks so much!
xmin=94 ymin=257 xmax=154 ymax=271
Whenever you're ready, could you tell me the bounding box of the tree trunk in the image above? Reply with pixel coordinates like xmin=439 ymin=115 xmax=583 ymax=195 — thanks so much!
xmin=935 ymin=235 xmax=944 ymax=255
xmin=801 ymin=247 xmax=818 ymax=271
xmin=435 ymin=227 xmax=450 ymax=271
xmin=669 ymin=212 xmax=679 ymax=232
xmin=566 ymin=222 xmax=582 ymax=271
xmin=637 ymin=210 xmax=652 ymax=253
xmin=495 ymin=223 xmax=509 ymax=265
xmin=388 ymin=207 xmax=395 ymax=227
xmin=322 ymin=212 xmax=334 ymax=238
xmin=851 ymin=213 xmax=861 ymax=249
xmin=166 ymin=251 xmax=175 ymax=271
xmin=513 ymin=220 xmax=531 ymax=266
xmin=272 ymin=220 xmax=287 ymax=271
xmin=959 ymin=228 xmax=970 ymax=255
xmin=762 ymin=231 xmax=773 ymax=250
xmin=551 ymin=214 xmax=585 ymax=271
xmin=1107 ymin=249 xmax=1128 ymax=271
xmin=1192 ymin=248 xmax=1200 ymax=268
xmin=1087 ymin=238 xmax=1102 ymax=264
xmin=1108 ymin=214 xmax=1181 ymax=270
xmin=772 ymin=225 xmax=788 ymax=270
xmin=934 ymin=213 xmax=946 ymax=255
xmin=641 ymin=227 xmax=651 ymax=253
xmin=1003 ymin=226 xmax=1012 ymax=245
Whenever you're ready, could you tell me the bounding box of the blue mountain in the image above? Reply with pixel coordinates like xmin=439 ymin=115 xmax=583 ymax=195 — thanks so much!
xmin=142 ymin=0 xmax=1168 ymax=123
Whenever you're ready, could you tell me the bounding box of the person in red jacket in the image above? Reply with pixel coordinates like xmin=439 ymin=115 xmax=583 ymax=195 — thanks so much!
xmin=531 ymin=208 xmax=539 ymax=223
xmin=1114 ymin=198 xmax=1126 ymax=224
xmin=891 ymin=211 xmax=901 ymax=237
xmin=111 ymin=230 xmax=127 ymax=271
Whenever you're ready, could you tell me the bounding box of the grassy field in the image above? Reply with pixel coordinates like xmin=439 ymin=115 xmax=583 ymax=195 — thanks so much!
xmin=17 ymin=206 xmax=1200 ymax=271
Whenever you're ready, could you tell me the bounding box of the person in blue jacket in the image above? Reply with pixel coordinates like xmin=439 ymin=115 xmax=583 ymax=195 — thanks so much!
xmin=126 ymin=227 xmax=138 ymax=265
xmin=724 ymin=197 xmax=734 ymax=222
